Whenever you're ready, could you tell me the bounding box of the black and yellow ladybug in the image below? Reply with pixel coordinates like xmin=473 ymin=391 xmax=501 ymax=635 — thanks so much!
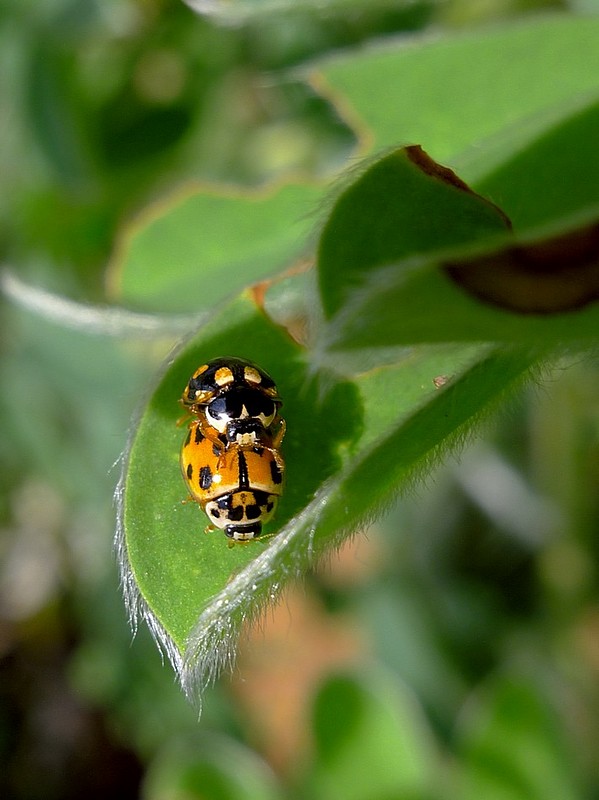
xmin=181 ymin=356 xmax=285 ymax=452
xmin=180 ymin=358 xmax=285 ymax=542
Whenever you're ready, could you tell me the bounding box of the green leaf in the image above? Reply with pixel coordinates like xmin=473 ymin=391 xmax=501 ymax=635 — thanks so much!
xmin=455 ymin=676 xmax=581 ymax=800
xmin=116 ymin=16 xmax=599 ymax=701
xmin=182 ymin=0 xmax=419 ymax=26
xmin=317 ymin=146 xmax=510 ymax=319
xmin=108 ymin=181 xmax=323 ymax=312
xmin=318 ymin=130 xmax=599 ymax=352
xmin=473 ymin=97 xmax=599 ymax=232
xmin=303 ymin=671 xmax=437 ymax=800
xmin=144 ymin=735 xmax=283 ymax=800
xmin=311 ymin=16 xmax=599 ymax=162
xmin=117 ymin=285 xmax=543 ymax=695
xmin=117 ymin=291 xmax=362 ymax=666
xmin=323 ymin=266 xmax=599 ymax=351
xmin=26 ymin=40 xmax=91 ymax=187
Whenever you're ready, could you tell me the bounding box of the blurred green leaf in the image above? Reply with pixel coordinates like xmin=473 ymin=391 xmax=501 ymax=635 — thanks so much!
xmin=144 ymin=735 xmax=283 ymax=800
xmin=455 ymin=676 xmax=581 ymax=800
xmin=182 ymin=0 xmax=426 ymax=26
xmin=0 ymin=302 xmax=152 ymax=495
xmin=304 ymin=670 xmax=437 ymax=800
xmin=109 ymin=181 xmax=323 ymax=312
xmin=311 ymin=16 xmax=599 ymax=163
xmin=26 ymin=39 xmax=92 ymax=188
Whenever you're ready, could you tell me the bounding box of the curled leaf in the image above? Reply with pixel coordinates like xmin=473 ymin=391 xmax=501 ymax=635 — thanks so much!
xmin=318 ymin=145 xmax=511 ymax=319
xmin=445 ymin=221 xmax=599 ymax=314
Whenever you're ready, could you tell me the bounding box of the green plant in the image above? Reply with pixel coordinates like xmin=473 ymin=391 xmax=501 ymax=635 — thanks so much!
xmin=3 ymin=5 xmax=599 ymax=798
xmin=113 ymin=16 xmax=599 ymax=698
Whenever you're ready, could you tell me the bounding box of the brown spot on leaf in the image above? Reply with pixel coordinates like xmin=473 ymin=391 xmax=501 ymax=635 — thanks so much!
xmin=433 ymin=375 xmax=451 ymax=389
xmin=445 ymin=221 xmax=599 ymax=313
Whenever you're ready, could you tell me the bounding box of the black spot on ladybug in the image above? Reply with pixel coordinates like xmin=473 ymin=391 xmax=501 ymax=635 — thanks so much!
xmin=199 ymin=466 xmax=212 ymax=490
xmin=246 ymin=503 xmax=261 ymax=520
xmin=229 ymin=505 xmax=244 ymax=522
xmin=184 ymin=429 xmax=192 ymax=447
xmin=210 ymin=508 xmax=220 ymax=518
xmin=266 ymin=501 xmax=274 ymax=513
xmin=238 ymin=450 xmax=250 ymax=490
xmin=186 ymin=463 xmax=193 ymax=480
xmin=194 ymin=426 xmax=204 ymax=444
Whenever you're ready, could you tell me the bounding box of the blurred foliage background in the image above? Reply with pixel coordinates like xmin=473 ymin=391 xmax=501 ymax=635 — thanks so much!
xmin=1 ymin=0 xmax=599 ymax=798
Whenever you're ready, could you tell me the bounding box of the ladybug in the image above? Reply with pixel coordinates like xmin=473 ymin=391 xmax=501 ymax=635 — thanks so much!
xmin=181 ymin=357 xmax=285 ymax=452
xmin=180 ymin=358 xmax=286 ymax=542
xmin=181 ymin=420 xmax=285 ymax=542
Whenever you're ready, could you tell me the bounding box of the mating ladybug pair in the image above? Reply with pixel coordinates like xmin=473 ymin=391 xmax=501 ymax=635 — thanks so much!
xmin=180 ymin=357 xmax=285 ymax=543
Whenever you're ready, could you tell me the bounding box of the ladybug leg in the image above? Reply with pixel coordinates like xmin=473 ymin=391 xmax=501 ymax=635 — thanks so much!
xmin=176 ymin=399 xmax=200 ymax=427
xmin=198 ymin=418 xmax=227 ymax=452
xmin=270 ymin=448 xmax=285 ymax=471
xmin=255 ymin=531 xmax=277 ymax=543
xmin=258 ymin=444 xmax=285 ymax=471
xmin=227 ymin=537 xmax=262 ymax=548
xmin=271 ymin=419 xmax=286 ymax=449
xmin=199 ymin=426 xmax=229 ymax=471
